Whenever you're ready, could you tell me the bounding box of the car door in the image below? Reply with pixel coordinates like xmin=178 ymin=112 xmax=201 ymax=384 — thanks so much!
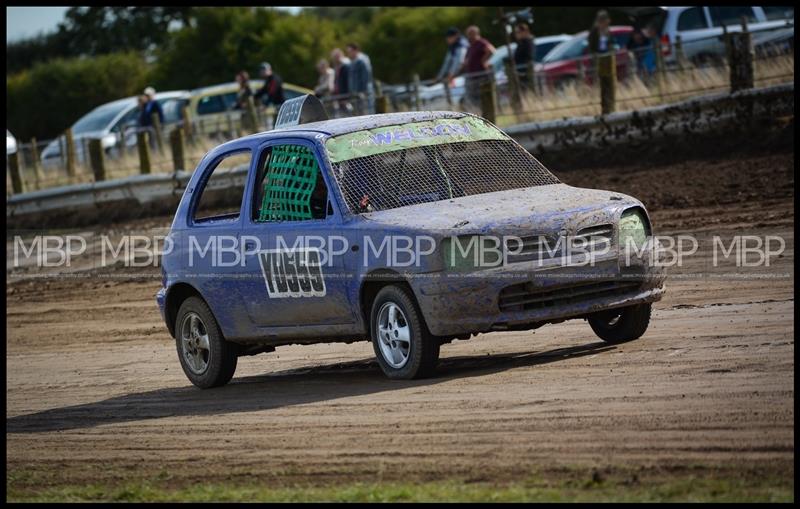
xmin=237 ymin=137 xmax=357 ymax=328
xmin=181 ymin=148 xmax=252 ymax=334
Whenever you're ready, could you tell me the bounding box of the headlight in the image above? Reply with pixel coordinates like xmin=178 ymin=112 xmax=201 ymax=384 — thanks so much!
xmin=619 ymin=208 xmax=649 ymax=250
xmin=441 ymin=235 xmax=503 ymax=272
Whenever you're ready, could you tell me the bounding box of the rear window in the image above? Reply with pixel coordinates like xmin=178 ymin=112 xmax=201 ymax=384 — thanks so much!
xmin=708 ymin=6 xmax=758 ymax=26
xmin=678 ymin=7 xmax=709 ymax=30
xmin=324 ymin=117 xmax=560 ymax=213
xmin=761 ymin=6 xmax=794 ymax=21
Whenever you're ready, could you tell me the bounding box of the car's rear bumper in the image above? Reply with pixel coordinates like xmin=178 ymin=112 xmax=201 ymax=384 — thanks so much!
xmin=156 ymin=287 xmax=167 ymax=324
xmin=412 ymin=256 xmax=666 ymax=336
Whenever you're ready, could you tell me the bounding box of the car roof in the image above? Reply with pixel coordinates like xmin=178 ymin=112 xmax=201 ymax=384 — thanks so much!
xmin=202 ymin=110 xmax=477 ymax=171
xmin=269 ymin=110 xmax=469 ymax=137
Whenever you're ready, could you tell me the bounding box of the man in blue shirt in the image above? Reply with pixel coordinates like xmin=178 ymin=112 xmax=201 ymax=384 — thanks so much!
xmin=346 ymin=43 xmax=374 ymax=114
xmin=138 ymin=86 xmax=164 ymax=127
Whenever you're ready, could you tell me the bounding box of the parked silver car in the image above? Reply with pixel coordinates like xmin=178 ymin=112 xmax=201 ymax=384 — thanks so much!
xmin=630 ymin=6 xmax=794 ymax=65
xmin=40 ymin=91 xmax=188 ymax=166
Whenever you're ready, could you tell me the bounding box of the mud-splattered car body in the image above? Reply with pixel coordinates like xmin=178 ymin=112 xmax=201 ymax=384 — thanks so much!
xmin=157 ymin=110 xmax=666 ymax=352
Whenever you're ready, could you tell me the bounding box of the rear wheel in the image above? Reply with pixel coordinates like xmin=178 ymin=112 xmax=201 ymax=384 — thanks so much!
xmin=370 ymin=285 xmax=439 ymax=379
xmin=588 ymin=303 xmax=652 ymax=344
xmin=175 ymin=296 xmax=238 ymax=389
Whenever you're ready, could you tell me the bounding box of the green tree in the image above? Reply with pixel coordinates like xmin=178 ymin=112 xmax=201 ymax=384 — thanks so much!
xmin=7 ymin=52 xmax=150 ymax=141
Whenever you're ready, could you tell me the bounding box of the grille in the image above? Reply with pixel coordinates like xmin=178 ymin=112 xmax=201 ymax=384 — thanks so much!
xmin=329 ymin=139 xmax=560 ymax=213
xmin=504 ymin=224 xmax=614 ymax=264
xmin=498 ymin=280 xmax=640 ymax=312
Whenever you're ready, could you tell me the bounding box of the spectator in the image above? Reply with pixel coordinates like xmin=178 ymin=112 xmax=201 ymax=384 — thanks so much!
xmin=331 ymin=48 xmax=351 ymax=97
xmin=627 ymin=26 xmax=656 ymax=80
xmin=254 ymin=62 xmax=285 ymax=127
xmin=588 ymin=10 xmax=613 ymax=54
xmin=331 ymin=48 xmax=352 ymax=115
xmin=313 ymin=58 xmax=335 ymax=99
xmin=457 ymin=25 xmax=496 ymax=110
xmin=138 ymin=86 xmax=164 ymax=128
xmin=435 ymin=27 xmax=468 ymax=87
xmin=513 ymin=22 xmax=536 ymax=87
xmin=346 ymin=43 xmax=374 ymax=114
xmin=234 ymin=71 xmax=253 ymax=110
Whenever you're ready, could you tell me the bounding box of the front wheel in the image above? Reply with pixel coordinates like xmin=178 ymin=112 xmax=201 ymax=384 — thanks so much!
xmin=588 ymin=303 xmax=652 ymax=344
xmin=370 ymin=286 xmax=439 ymax=380
xmin=175 ymin=296 xmax=238 ymax=388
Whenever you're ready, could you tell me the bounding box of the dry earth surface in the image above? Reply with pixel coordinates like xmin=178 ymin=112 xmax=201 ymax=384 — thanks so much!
xmin=6 ymin=148 xmax=794 ymax=501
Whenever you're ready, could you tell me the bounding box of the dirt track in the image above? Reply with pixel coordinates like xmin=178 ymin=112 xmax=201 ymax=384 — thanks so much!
xmin=6 ymin=149 xmax=795 ymax=496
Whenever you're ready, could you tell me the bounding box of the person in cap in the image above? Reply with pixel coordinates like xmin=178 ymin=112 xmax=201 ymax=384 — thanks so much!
xmin=138 ymin=86 xmax=164 ymax=128
xmin=254 ymin=62 xmax=286 ymax=118
xmin=588 ymin=10 xmax=613 ymax=54
xmin=435 ymin=27 xmax=468 ymax=86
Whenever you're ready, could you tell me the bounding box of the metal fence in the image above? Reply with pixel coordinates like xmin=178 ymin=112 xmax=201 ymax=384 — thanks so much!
xmin=6 ymin=20 xmax=793 ymax=196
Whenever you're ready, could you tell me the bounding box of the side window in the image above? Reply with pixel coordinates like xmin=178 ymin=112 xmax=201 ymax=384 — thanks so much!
xmin=708 ymin=6 xmax=757 ymax=26
xmin=193 ymin=150 xmax=251 ymax=222
xmin=160 ymin=98 xmax=184 ymax=124
xmin=253 ymin=144 xmax=330 ymax=222
xmin=112 ymin=107 xmax=140 ymax=132
xmin=221 ymin=92 xmax=239 ymax=110
xmin=761 ymin=6 xmax=794 ymax=21
xmin=197 ymin=94 xmax=226 ymax=116
xmin=678 ymin=7 xmax=710 ymax=30
xmin=612 ymin=32 xmax=630 ymax=49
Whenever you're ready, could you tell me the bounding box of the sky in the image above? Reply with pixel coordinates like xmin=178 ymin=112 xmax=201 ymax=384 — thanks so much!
xmin=6 ymin=6 xmax=70 ymax=42
xmin=6 ymin=6 xmax=303 ymax=43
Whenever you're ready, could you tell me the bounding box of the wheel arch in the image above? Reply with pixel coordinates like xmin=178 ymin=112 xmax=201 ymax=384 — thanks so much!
xmin=164 ymin=282 xmax=207 ymax=338
xmin=359 ymin=269 xmax=417 ymax=333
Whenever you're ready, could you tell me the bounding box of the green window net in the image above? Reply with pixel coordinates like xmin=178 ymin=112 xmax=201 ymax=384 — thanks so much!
xmin=258 ymin=145 xmax=320 ymax=222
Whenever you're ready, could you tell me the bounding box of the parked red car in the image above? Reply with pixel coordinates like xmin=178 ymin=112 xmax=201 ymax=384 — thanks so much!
xmin=537 ymin=26 xmax=634 ymax=89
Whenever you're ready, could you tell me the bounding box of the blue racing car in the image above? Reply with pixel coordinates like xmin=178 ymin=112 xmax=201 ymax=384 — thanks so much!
xmin=157 ymin=95 xmax=666 ymax=388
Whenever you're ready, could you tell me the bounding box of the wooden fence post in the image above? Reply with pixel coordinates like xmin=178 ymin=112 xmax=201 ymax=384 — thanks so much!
xmin=88 ymin=138 xmax=106 ymax=182
xmin=30 ymin=137 xmax=44 ymax=185
xmin=479 ymin=79 xmax=497 ymax=123
xmin=180 ymin=103 xmax=193 ymax=143
xmin=64 ymin=128 xmax=76 ymax=177
xmin=598 ymin=52 xmax=617 ymax=115
xmin=504 ymin=59 xmax=522 ymax=111
xmin=728 ymin=17 xmax=754 ymax=92
xmin=412 ymin=73 xmax=421 ymax=110
xmin=526 ymin=60 xmax=537 ymax=95
xmin=8 ymin=151 xmax=23 ymax=194
xmin=151 ymin=113 xmax=164 ymax=153
xmin=654 ymin=37 xmax=666 ymax=102
xmin=137 ymin=131 xmax=152 ymax=175
xmin=674 ymin=35 xmax=688 ymax=71
xmin=245 ymin=96 xmax=258 ymax=133
xmin=170 ymin=127 xmax=186 ymax=171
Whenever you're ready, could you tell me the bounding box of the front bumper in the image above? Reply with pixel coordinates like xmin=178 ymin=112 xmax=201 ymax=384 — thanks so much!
xmin=411 ymin=253 xmax=666 ymax=337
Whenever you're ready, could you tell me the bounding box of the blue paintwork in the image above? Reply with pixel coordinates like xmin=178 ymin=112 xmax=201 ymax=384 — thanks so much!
xmin=157 ymin=113 xmax=666 ymax=346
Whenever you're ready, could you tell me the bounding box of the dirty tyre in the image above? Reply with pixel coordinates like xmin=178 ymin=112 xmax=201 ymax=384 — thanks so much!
xmin=175 ymin=296 xmax=238 ymax=389
xmin=370 ymin=285 xmax=439 ymax=380
xmin=588 ymin=303 xmax=651 ymax=344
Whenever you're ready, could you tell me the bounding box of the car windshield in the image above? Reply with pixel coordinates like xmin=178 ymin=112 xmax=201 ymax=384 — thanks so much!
xmin=542 ymin=35 xmax=587 ymax=62
xmin=72 ymin=101 xmax=132 ymax=134
xmin=324 ymin=117 xmax=560 ymax=213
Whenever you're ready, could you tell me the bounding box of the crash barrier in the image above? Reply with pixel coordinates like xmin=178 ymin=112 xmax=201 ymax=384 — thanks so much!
xmin=6 ymin=82 xmax=792 ymax=229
